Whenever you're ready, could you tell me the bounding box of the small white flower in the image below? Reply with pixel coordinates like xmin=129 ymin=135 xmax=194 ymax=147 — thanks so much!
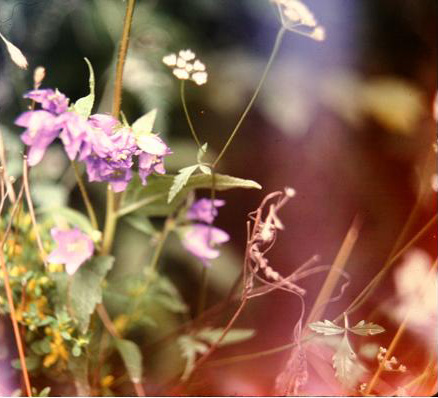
xmin=191 ymin=71 xmax=208 ymax=85
xmin=0 ymin=32 xmax=28 ymax=70
xmin=271 ymin=0 xmax=325 ymax=41
xmin=179 ymin=49 xmax=196 ymax=61
xmin=173 ymin=68 xmax=190 ymax=80
xmin=163 ymin=49 xmax=208 ymax=85
xmin=193 ymin=60 xmax=206 ymax=71
xmin=176 ymin=57 xmax=187 ymax=68
xmin=162 ymin=53 xmax=177 ymax=66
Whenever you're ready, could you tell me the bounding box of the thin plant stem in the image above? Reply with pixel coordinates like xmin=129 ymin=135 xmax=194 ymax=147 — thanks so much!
xmin=343 ymin=147 xmax=436 ymax=317
xmin=143 ymin=218 xmax=173 ymax=292
xmin=343 ymin=213 xmax=437 ymax=318
xmin=196 ymin=266 xmax=208 ymax=317
xmin=112 ymin=0 xmax=136 ymax=118
xmin=22 ymin=158 xmax=47 ymax=265
xmin=101 ymin=0 xmax=136 ymax=255
xmin=117 ymin=192 xmax=166 ymax=217
xmin=181 ymin=81 xmax=202 ymax=149
xmin=72 ymin=162 xmax=99 ymax=230
xmin=365 ymin=259 xmax=438 ymax=395
xmin=101 ymin=187 xmax=117 ymax=255
xmin=304 ymin=215 xmax=362 ymax=326
xmin=212 ymin=26 xmax=286 ymax=168
xmin=0 ymin=249 xmax=32 ymax=397
xmin=0 ymin=129 xmax=16 ymax=204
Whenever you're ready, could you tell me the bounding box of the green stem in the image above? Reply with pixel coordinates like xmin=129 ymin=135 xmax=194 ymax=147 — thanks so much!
xmin=72 ymin=162 xmax=99 ymax=231
xmin=180 ymin=80 xmax=202 ymax=149
xmin=143 ymin=218 xmax=173 ymax=291
xmin=101 ymin=189 xmax=117 ymax=255
xmin=112 ymin=0 xmax=136 ymax=118
xmin=101 ymin=0 xmax=136 ymax=255
xmin=196 ymin=267 xmax=208 ymax=317
xmin=212 ymin=26 xmax=286 ymax=168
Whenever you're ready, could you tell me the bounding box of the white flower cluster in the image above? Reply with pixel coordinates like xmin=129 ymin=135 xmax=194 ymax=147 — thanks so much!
xmin=377 ymin=347 xmax=407 ymax=373
xmin=162 ymin=49 xmax=208 ymax=85
xmin=271 ymin=0 xmax=325 ymax=41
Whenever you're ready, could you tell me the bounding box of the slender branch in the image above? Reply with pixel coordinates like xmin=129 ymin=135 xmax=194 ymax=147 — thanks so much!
xmin=112 ymin=0 xmax=136 ymax=118
xmin=0 ymin=130 xmax=16 ymax=204
xmin=196 ymin=266 xmax=208 ymax=317
xmin=101 ymin=188 xmax=117 ymax=255
xmin=304 ymin=215 xmax=361 ymax=326
xmin=143 ymin=218 xmax=173 ymax=292
xmin=22 ymin=157 xmax=47 ymax=266
xmin=117 ymin=193 xmax=166 ymax=217
xmin=0 ymin=247 xmax=32 ymax=397
xmin=343 ymin=213 xmax=437 ymax=318
xmin=72 ymin=162 xmax=99 ymax=231
xmin=212 ymin=27 xmax=286 ymax=168
xmin=181 ymin=81 xmax=202 ymax=149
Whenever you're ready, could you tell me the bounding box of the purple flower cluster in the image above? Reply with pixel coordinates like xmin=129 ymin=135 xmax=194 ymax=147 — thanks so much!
xmin=16 ymin=89 xmax=171 ymax=192
xmin=181 ymin=198 xmax=229 ymax=266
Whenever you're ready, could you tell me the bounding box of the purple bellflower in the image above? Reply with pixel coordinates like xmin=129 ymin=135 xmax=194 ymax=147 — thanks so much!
xmin=180 ymin=197 xmax=229 ymax=266
xmin=187 ymin=198 xmax=226 ymax=224
xmin=16 ymin=88 xmax=172 ymax=191
xmin=47 ymin=227 xmax=94 ymax=275
xmin=181 ymin=224 xmax=230 ymax=267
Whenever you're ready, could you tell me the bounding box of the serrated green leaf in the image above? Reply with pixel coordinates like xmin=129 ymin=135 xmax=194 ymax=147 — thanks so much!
xmin=73 ymin=58 xmax=95 ymax=118
xmin=196 ymin=327 xmax=255 ymax=346
xmin=122 ymin=172 xmax=262 ymax=217
xmin=168 ymin=165 xmax=199 ymax=203
xmin=69 ymin=256 xmax=114 ymax=333
xmin=332 ymin=334 xmax=356 ymax=386
xmin=38 ymin=206 xmax=96 ymax=237
xmin=309 ymin=320 xmax=345 ymax=336
xmin=115 ymin=339 xmax=143 ymax=383
xmin=349 ymin=320 xmax=385 ymax=336
xmin=132 ymin=108 xmax=157 ymax=137
xmin=178 ymin=335 xmax=209 ymax=381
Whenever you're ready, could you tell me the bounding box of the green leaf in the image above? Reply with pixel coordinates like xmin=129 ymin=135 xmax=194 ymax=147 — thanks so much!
xmin=38 ymin=387 xmax=51 ymax=397
xmin=73 ymin=58 xmax=95 ymax=118
xmin=38 ymin=206 xmax=96 ymax=237
xmin=122 ymin=172 xmax=262 ymax=217
xmin=168 ymin=165 xmax=199 ymax=203
xmin=196 ymin=327 xmax=255 ymax=346
xmin=115 ymin=339 xmax=143 ymax=383
xmin=69 ymin=256 xmax=114 ymax=333
xmin=132 ymin=108 xmax=157 ymax=137
xmin=309 ymin=320 xmax=345 ymax=336
xmin=11 ymin=355 xmax=40 ymax=371
xmin=123 ymin=215 xmax=157 ymax=236
xmin=349 ymin=320 xmax=385 ymax=336
xmin=177 ymin=335 xmax=209 ymax=381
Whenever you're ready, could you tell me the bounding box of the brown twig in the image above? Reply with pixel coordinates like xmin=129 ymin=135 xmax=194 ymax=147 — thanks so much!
xmin=22 ymin=157 xmax=47 ymax=266
xmin=0 ymin=243 xmax=32 ymax=397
